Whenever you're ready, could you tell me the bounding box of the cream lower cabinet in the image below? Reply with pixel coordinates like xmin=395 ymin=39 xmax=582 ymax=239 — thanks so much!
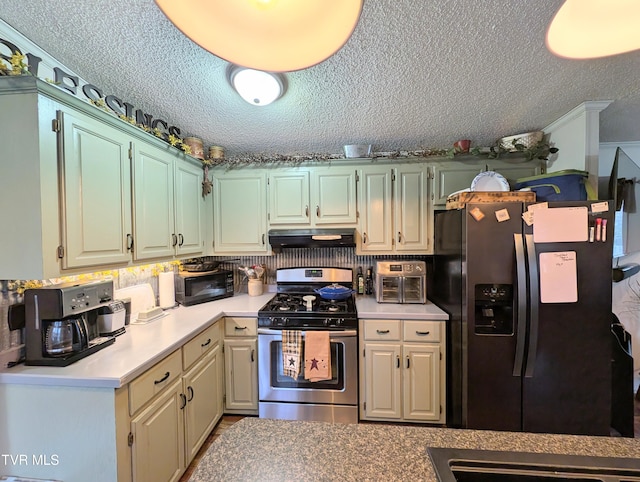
xmin=359 ymin=319 xmax=445 ymax=423
xmin=223 ymin=317 xmax=258 ymax=414
xmin=128 ymin=321 xmax=223 ymax=482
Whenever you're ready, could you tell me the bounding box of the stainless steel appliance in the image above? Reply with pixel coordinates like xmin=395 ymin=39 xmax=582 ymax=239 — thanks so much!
xmin=97 ymin=300 xmax=127 ymax=336
xmin=375 ymin=260 xmax=426 ymax=303
xmin=429 ymin=201 xmax=614 ymax=435
xmin=258 ymin=267 xmax=358 ymax=423
xmin=24 ymin=279 xmax=116 ymax=366
xmin=175 ymin=269 xmax=234 ymax=306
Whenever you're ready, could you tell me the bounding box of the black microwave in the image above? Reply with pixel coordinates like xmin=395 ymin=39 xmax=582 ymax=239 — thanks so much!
xmin=175 ymin=270 xmax=234 ymax=306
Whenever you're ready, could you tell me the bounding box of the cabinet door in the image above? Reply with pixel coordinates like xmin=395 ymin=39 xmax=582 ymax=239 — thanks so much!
xmin=268 ymin=170 xmax=310 ymax=225
xmin=364 ymin=343 xmax=401 ymax=419
xmin=59 ymin=108 xmax=132 ymax=268
xmin=131 ymin=379 xmax=185 ymax=482
xmin=174 ymin=160 xmax=204 ymax=257
xmin=183 ymin=346 xmax=222 ymax=463
xmin=132 ymin=142 xmax=175 ymax=260
xmin=432 ymin=162 xmax=483 ymax=206
xmin=359 ymin=167 xmax=393 ymax=252
xmin=395 ymin=166 xmax=430 ymax=252
xmin=402 ymin=344 xmax=440 ymax=421
xmin=311 ymin=167 xmax=358 ymax=225
xmin=224 ymin=338 xmax=258 ymax=411
xmin=213 ymin=171 xmax=268 ymax=253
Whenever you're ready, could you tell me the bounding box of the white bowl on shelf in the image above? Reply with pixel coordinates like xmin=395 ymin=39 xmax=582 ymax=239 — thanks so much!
xmin=343 ymin=144 xmax=372 ymax=158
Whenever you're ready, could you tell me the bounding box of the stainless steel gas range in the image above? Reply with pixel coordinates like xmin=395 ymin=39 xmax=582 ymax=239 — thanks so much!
xmin=257 ymin=267 xmax=358 ymax=423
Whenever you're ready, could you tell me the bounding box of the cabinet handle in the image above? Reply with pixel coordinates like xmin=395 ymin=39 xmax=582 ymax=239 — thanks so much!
xmin=415 ymin=331 xmax=431 ymax=336
xmin=398 ymin=231 xmax=402 ymax=243
xmin=396 ymin=355 xmax=400 ymax=368
xmin=201 ymin=338 xmax=211 ymax=347
xmin=406 ymin=356 xmax=410 ymax=369
xmin=171 ymin=234 xmax=178 ymax=247
xmin=180 ymin=393 xmax=187 ymax=410
xmin=251 ymin=349 xmax=255 ymax=362
xmin=305 ymin=205 xmax=309 ymax=217
xmin=187 ymin=386 xmax=194 ymax=402
xmin=376 ymin=329 xmax=390 ymax=334
xmin=363 ymin=232 xmax=368 ymax=244
xmin=126 ymin=234 xmax=134 ymax=251
xmin=154 ymin=371 xmax=170 ymax=385
xmin=178 ymin=233 xmax=184 ymax=246
xmin=262 ymin=233 xmax=265 ymax=245
xmin=316 ymin=205 xmax=320 ymax=217
xmin=235 ymin=326 xmax=247 ymax=331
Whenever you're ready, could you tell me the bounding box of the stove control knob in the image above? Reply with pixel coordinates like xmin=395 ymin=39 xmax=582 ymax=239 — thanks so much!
xmin=323 ymin=318 xmax=329 ymax=327
xmin=336 ymin=318 xmax=343 ymax=326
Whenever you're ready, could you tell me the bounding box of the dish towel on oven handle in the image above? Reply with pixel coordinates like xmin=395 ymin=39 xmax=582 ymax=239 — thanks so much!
xmin=282 ymin=330 xmax=302 ymax=379
xmin=304 ymin=330 xmax=331 ymax=382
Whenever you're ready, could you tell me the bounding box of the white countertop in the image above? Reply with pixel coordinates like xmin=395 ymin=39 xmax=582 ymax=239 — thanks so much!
xmin=0 ymin=291 xmax=448 ymax=389
xmin=0 ymin=292 xmax=275 ymax=389
xmin=356 ymin=296 xmax=449 ymax=320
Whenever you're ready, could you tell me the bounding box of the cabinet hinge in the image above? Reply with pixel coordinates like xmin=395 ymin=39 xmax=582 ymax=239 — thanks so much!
xmin=363 ymin=401 xmax=366 ymax=411
xmin=51 ymin=119 xmax=60 ymax=132
xmin=362 ymin=348 xmax=365 ymax=357
xmin=355 ymin=171 xmax=359 ymax=182
xmin=223 ymin=393 xmax=226 ymax=404
xmin=128 ymin=147 xmax=133 ymax=161
xmin=128 ymin=432 xmax=134 ymax=447
xmin=267 ymin=213 xmax=270 ymax=221
xmin=440 ymin=352 xmax=442 ymax=360
xmin=440 ymin=405 xmax=443 ymax=414
xmin=56 ymin=245 xmax=65 ymax=259
xmin=427 ymin=167 xmax=434 ymax=180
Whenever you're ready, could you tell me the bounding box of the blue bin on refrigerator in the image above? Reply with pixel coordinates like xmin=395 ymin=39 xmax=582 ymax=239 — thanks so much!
xmin=514 ymin=169 xmax=590 ymax=202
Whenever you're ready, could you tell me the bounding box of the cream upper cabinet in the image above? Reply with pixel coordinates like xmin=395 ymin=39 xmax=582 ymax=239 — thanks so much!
xmin=358 ymin=166 xmax=393 ymax=251
xmin=58 ymin=107 xmax=133 ymax=269
xmin=359 ymin=164 xmax=431 ymax=254
xmin=212 ymin=169 xmax=269 ymax=253
xmin=268 ymin=166 xmax=358 ymax=227
xmin=311 ymin=166 xmax=358 ymax=225
xmin=432 ymin=158 xmax=544 ymax=206
xmin=132 ymin=143 xmax=204 ymax=260
xmin=0 ymin=77 xmax=205 ymax=279
xmin=268 ymin=170 xmax=311 ymax=225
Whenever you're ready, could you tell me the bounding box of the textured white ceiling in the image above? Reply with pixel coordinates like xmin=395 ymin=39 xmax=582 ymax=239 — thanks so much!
xmin=1 ymin=0 xmax=640 ymax=158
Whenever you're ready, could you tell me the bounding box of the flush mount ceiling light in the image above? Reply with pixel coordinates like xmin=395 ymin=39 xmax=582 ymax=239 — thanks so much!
xmin=546 ymin=0 xmax=640 ymax=59
xmin=227 ymin=65 xmax=286 ymax=106
xmin=154 ymin=0 xmax=364 ymax=72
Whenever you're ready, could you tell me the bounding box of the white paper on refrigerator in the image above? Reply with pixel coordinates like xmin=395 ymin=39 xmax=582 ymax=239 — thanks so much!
xmin=539 ymin=251 xmax=578 ymax=303
xmin=533 ymin=206 xmax=588 ymax=243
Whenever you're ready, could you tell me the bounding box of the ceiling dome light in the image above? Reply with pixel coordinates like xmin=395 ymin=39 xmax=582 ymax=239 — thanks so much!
xmin=228 ymin=66 xmax=286 ymax=106
xmin=154 ymin=0 xmax=363 ymax=72
xmin=546 ymin=0 xmax=640 ymax=59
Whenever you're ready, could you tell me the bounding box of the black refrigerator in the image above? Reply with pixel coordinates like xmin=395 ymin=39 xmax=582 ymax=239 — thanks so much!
xmin=429 ymin=200 xmax=613 ymax=435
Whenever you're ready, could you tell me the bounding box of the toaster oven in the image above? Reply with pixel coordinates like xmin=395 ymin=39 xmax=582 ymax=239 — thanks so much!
xmin=375 ymin=261 xmax=426 ymax=304
xmin=175 ymin=270 xmax=234 ymax=306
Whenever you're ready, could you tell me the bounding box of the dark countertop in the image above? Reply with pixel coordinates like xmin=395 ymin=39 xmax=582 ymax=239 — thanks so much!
xmin=188 ymin=417 xmax=640 ymax=481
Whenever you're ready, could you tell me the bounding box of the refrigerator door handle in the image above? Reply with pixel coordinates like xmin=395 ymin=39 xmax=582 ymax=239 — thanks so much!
xmin=513 ymin=233 xmax=527 ymax=377
xmin=524 ymin=233 xmax=539 ymax=378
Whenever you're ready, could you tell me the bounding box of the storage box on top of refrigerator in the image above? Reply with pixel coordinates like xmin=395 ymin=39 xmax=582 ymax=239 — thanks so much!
xmin=429 ymin=200 xmax=615 ymax=436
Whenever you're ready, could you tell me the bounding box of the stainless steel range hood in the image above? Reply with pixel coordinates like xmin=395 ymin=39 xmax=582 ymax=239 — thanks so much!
xmin=268 ymin=228 xmax=356 ymax=252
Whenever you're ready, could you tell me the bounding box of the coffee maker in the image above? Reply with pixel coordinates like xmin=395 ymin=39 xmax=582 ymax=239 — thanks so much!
xmin=24 ymin=279 xmax=117 ymax=366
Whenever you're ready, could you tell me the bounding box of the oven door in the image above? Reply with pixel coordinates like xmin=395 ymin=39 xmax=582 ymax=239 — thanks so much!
xmin=258 ymin=328 xmax=358 ymax=405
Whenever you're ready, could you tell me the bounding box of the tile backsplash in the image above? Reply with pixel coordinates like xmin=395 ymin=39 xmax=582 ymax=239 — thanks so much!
xmin=0 ymin=249 xmax=424 ymax=359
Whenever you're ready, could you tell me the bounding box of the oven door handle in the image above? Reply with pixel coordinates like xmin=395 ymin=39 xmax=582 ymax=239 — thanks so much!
xmin=257 ymin=328 xmax=358 ymax=337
